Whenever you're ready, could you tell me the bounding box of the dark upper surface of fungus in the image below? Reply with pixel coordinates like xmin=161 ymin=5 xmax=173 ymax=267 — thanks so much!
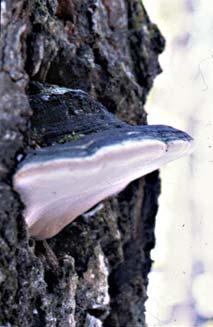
xmin=28 ymin=81 xmax=127 ymax=147
xmin=20 ymin=124 xmax=192 ymax=166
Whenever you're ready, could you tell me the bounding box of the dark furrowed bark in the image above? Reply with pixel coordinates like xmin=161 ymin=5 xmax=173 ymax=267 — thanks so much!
xmin=0 ymin=1 xmax=164 ymax=326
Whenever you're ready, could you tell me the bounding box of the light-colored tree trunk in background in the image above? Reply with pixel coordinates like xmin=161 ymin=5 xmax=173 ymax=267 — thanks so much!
xmin=144 ymin=1 xmax=213 ymax=326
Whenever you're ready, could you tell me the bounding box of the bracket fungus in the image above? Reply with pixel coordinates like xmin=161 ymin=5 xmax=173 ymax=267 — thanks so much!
xmin=13 ymin=83 xmax=194 ymax=240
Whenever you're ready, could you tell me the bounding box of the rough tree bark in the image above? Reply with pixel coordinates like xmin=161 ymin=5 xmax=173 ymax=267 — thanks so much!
xmin=0 ymin=1 xmax=164 ymax=326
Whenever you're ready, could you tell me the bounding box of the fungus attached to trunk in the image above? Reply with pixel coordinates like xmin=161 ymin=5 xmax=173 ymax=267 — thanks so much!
xmin=13 ymin=125 xmax=193 ymax=240
xmin=13 ymin=83 xmax=194 ymax=240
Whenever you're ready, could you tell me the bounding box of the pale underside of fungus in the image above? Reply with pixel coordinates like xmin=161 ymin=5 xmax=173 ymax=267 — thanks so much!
xmin=13 ymin=83 xmax=194 ymax=240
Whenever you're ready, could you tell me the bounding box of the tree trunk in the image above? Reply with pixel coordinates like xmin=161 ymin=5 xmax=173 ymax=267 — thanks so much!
xmin=0 ymin=1 xmax=164 ymax=326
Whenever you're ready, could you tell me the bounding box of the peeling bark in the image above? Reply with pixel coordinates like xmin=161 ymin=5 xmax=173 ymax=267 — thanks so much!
xmin=0 ymin=1 xmax=164 ymax=326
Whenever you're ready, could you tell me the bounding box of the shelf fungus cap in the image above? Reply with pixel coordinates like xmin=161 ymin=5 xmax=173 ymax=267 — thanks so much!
xmin=13 ymin=125 xmax=194 ymax=240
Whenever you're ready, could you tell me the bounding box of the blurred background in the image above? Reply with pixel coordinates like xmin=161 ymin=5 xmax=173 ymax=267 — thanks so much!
xmin=143 ymin=1 xmax=213 ymax=326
